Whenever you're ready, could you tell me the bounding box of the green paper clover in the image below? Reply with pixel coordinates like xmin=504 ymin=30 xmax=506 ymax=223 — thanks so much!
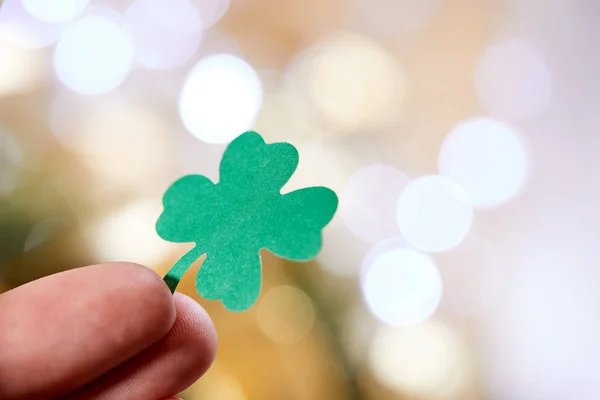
xmin=156 ymin=131 xmax=338 ymax=312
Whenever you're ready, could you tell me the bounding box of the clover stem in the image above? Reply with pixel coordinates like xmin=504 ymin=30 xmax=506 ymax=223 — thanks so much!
xmin=164 ymin=245 xmax=204 ymax=293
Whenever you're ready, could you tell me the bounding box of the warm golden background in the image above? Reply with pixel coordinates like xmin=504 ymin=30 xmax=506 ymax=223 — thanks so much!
xmin=1 ymin=0 xmax=598 ymax=399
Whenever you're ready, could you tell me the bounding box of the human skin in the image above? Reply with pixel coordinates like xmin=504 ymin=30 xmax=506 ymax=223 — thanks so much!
xmin=0 ymin=262 xmax=217 ymax=400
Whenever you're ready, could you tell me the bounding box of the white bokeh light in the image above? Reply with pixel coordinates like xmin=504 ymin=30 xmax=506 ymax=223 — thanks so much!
xmin=125 ymin=0 xmax=203 ymax=70
xmin=475 ymin=39 xmax=553 ymax=121
xmin=340 ymin=164 xmax=410 ymax=243
xmin=22 ymin=0 xmax=90 ymax=23
xmin=360 ymin=236 xmax=409 ymax=276
xmin=53 ymin=13 xmax=134 ymax=95
xmin=179 ymin=54 xmax=262 ymax=144
xmin=438 ymin=117 xmax=528 ymax=208
xmin=361 ymin=247 xmax=442 ymax=326
xmin=396 ymin=175 xmax=473 ymax=252
xmin=0 ymin=0 xmax=63 ymax=48
xmin=369 ymin=320 xmax=472 ymax=399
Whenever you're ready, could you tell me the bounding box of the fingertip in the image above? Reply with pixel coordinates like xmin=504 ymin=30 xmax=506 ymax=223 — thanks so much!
xmin=65 ymin=293 xmax=218 ymax=399
xmin=0 ymin=262 xmax=178 ymax=398
xmin=172 ymin=293 xmax=217 ymax=374
xmin=100 ymin=262 xmax=177 ymax=334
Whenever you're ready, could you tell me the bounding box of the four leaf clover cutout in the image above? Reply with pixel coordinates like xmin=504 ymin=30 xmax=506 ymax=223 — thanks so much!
xmin=156 ymin=131 xmax=338 ymax=312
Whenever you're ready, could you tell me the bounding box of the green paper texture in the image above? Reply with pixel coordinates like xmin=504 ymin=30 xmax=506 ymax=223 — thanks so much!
xmin=156 ymin=131 xmax=338 ymax=312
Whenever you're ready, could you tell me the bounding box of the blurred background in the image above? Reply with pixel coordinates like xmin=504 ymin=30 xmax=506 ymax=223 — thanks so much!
xmin=0 ymin=0 xmax=599 ymax=398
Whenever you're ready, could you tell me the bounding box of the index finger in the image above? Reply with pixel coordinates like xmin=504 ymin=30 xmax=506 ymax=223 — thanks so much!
xmin=0 ymin=262 xmax=176 ymax=399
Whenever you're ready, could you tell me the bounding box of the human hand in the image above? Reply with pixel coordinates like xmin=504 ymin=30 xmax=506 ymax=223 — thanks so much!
xmin=0 ymin=262 xmax=217 ymax=400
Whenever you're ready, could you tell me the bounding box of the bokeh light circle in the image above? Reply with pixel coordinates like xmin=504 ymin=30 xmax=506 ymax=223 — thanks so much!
xmin=125 ymin=0 xmax=203 ymax=70
xmin=438 ymin=117 xmax=528 ymax=208
xmin=72 ymin=102 xmax=174 ymax=191
xmin=340 ymin=164 xmax=410 ymax=244
xmin=189 ymin=373 xmax=247 ymax=400
xmin=475 ymin=39 xmax=553 ymax=121
xmin=50 ymin=94 xmax=176 ymax=193
xmin=179 ymin=54 xmax=262 ymax=144
xmin=88 ymin=199 xmax=172 ymax=268
xmin=252 ymin=90 xmax=315 ymax=143
xmin=53 ymin=13 xmax=134 ymax=95
xmin=360 ymin=236 xmax=409 ymax=276
xmin=361 ymin=247 xmax=442 ymax=326
xmin=287 ymin=33 xmax=406 ymax=131
xmin=396 ymin=175 xmax=473 ymax=252
xmin=22 ymin=0 xmax=90 ymax=23
xmin=0 ymin=0 xmax=64 ymax=48
xmin=369 ymin=320 xmax=472 ymax=399
xmin=256 ymin=285 xmax=315 ymax=344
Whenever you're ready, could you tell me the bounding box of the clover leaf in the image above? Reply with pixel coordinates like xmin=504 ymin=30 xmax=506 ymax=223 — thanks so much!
xmin=156 ymin=131 xmax=338 ymax=311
